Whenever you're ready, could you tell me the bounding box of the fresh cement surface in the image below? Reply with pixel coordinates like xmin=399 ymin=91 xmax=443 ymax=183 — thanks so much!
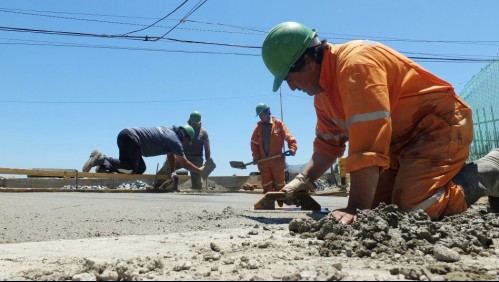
xmin=0 ymin=192 xmax=498 ymax=281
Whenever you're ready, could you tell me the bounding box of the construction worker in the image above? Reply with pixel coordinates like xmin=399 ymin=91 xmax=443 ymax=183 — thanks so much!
xmin=261 ymin=22 xmax=499 ymax=224
xmin=82 ymin=125 xmax=207 ymax=182
xmin=251 ymin=103 xmax=298 ymax=193
xmin=158 ymin=111 xmax=214 ymax=189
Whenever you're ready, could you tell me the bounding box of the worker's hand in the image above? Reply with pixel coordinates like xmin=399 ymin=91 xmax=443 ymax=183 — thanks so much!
xmin=201 ymin=158 xmax=216 ymax=179
xmin=329 ymin=207 xmax=358 ymax=225
xmin=282 ymin=173 xmax=316 ymax=205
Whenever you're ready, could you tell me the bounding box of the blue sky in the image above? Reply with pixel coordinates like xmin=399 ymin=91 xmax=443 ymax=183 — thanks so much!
xmin=1 ymin=0 xmax=498 ymax=177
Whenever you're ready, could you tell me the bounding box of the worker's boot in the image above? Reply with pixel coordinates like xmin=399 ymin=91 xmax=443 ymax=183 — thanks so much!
xmin=82 ymin=150 xmax=106 ymax=172
xmin=156 ymin=175 xmax=179 ymax=192
xmin=453 ymin=149 xmax=499 ymax=211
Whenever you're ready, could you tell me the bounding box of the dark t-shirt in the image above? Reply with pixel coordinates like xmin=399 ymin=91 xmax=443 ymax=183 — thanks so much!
xmin=183 ymin=127 xmax=209 ymax=157
xmin=129 ymin=126 xmax=184 ymax=157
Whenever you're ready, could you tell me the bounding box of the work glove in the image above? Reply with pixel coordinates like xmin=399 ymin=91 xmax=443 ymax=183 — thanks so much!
xmin=282 ymin=173 xmax=316 ymax=205
xmin=201 ymin=158 xmax=216 ymax=180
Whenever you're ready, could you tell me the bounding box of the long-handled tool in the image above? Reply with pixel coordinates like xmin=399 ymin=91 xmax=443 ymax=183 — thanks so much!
xmin=230 ymin=150 xmax=292 ymax=169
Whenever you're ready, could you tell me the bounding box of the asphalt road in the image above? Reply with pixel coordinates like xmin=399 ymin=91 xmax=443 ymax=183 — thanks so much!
xmin=0 ymin=192 xmax=348 ymax=244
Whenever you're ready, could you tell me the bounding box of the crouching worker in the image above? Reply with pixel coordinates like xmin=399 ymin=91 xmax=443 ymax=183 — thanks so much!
xmin=261 ymin=22 xmax=499 ymax=224
xmin=157 ymin=111 xmax=216 ymax=190
xmin=82 ymin=125 xmax=212 ymax=191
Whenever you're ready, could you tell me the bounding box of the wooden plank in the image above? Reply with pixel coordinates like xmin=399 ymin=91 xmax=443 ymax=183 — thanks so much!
xmin=0 ymin=188 xmax=147 ymax=193
xmin=0 ymin=167 xmax=175 ymax=181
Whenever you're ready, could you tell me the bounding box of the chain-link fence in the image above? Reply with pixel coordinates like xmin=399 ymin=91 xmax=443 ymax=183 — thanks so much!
xmin=461 ymin=59 xmax=499 ymax=161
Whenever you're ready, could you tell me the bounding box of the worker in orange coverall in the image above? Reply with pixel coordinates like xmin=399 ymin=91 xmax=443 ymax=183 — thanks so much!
xmin=261 ymin=22 xmax=499 ymax=224
xmin=251 ymin=103 xmax=298 ymax=193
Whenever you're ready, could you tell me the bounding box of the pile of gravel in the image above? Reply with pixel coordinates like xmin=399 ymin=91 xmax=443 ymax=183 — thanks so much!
xmin=289 ymin=203 xmax=498 ymax=261
xmin=62 ymin=180 xmax=150 ymax=191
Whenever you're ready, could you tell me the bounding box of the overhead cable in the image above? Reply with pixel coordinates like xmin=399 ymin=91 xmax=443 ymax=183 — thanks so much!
xmin=121 ymin=0 xmax=189 ymax=36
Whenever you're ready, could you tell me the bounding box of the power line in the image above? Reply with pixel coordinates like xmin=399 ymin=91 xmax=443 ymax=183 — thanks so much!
xmin=0 ymin=6 xmax=497 ymax=61
xmin=121 ymin=0 xmax=189 ymax=36
xmin=151 ymin=0 xmax=208 ymax=42
xmin=0 ymin=40 xmax=259 ymax=56
xmin=2 ymin=6 xmax=499 ymax=46
xmin=0 ymin=8 xmax=266 ymax=36
xmin=0 ymin=93 xmax=272 ymax=104
xmin=0 ymin=26 xmax=262 ymax=48
xmin=1 ymin=35 xmax=496 ymax=63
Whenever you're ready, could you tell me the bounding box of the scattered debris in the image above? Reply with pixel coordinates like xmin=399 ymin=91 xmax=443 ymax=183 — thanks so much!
xmin=62 ymin=180 xmax=150 ymax=190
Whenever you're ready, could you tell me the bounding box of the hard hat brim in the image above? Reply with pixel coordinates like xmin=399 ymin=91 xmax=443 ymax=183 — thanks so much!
xmin=272 ymin=74 xmax=286 ymax=92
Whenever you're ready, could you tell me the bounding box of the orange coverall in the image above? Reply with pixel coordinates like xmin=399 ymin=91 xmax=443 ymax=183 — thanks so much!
xmin=251 ymin=117 xmax=298 ymax=193
xmin=314 ymin=40 xmax=473 ymax=219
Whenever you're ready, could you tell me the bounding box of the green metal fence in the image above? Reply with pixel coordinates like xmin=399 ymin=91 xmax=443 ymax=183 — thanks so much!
xmin=469 ymin=107 xmax=499 ymax=161
xmin=461 ymin=59 xmax=499 ymax=161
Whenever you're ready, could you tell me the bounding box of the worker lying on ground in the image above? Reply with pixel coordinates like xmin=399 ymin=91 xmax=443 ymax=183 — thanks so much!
xmin=82 ymin=125 xmax=215 ymax=189
xmin=251 ymin=103 xmax=297 ymax=193
xmin=261 ymin=22 xmax=499 ymax=224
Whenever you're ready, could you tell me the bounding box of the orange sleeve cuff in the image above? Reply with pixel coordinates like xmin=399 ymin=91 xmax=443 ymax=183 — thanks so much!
xmin=345 ymin=152 xmax=390 ymax=173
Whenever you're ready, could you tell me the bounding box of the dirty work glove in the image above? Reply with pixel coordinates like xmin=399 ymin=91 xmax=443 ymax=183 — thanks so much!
xmin=282 ymin=173 xmax=316 ymax=205
xmin=201 ymin=158 xmax=216 ymax=180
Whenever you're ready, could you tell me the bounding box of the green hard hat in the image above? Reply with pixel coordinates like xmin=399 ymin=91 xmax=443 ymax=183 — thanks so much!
xmin=255 ymin=103 xmax=270 ymax=117
xmin=261 ymin=22 xmax=317 ymax=92
xmin=189 ymin=111 xmax=202 ymax=124
xmin=179 ymin=124 xmax=195 ymax=141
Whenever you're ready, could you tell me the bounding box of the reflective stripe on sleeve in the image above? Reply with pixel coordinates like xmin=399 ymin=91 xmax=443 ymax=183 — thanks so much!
xmin=347 ymin=111 xmax=391 ymax=127
xmin=316 ymin=130 xmax=348 ymax=141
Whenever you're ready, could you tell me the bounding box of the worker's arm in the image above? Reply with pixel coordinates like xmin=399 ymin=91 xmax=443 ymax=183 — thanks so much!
xmin=281 ymin=121 xmax=297 ymax=156
xmin=176 ymin=154 xmax=203 ymax=174
xmin=282 ymin=152 xmax=336 ymax=204
xmin=302 ymin=152 xmax=337 ymax=181
xmin=330 ymin=165 xmax=379 ymax=224
xmin=167 ymin=153 xmax=176 ymax=175
xmin=250 ymin=125 xmax=261 ymax=164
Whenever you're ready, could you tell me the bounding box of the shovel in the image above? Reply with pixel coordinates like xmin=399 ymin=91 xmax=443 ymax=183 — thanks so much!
xmin=230 ymin=150 xmax=292 ymax=169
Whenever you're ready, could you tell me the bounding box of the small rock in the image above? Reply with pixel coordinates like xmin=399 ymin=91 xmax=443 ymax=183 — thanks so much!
xmin=247 ymin=259 xmax=260 ymax=269
xmin=433 ymin=245 xmax=461 ymax=262
xmin=97 ymin=270 xmax=119 ymax=281
xmin=210 ymin=242 xmax=221 ymax=252
xmin=72 ymin=273 xmax=96 ymax=281
xmin=258 ymin=242 xmax=270 ymax=249
xmin=173 ymin=260 xmax=192 ymax=271
xmin=300 ymin=270 xmax=317 ymax=280
xmin=327 ymin=269 xmax=343 ymax=281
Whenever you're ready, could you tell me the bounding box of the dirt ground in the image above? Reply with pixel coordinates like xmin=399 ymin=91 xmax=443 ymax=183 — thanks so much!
xmin=0 ymin=184 xmax=498 ymax=281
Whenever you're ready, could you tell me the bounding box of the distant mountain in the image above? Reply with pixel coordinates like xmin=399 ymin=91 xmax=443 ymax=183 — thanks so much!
xmin=286 ymin=163 xmax=306 ymax=174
